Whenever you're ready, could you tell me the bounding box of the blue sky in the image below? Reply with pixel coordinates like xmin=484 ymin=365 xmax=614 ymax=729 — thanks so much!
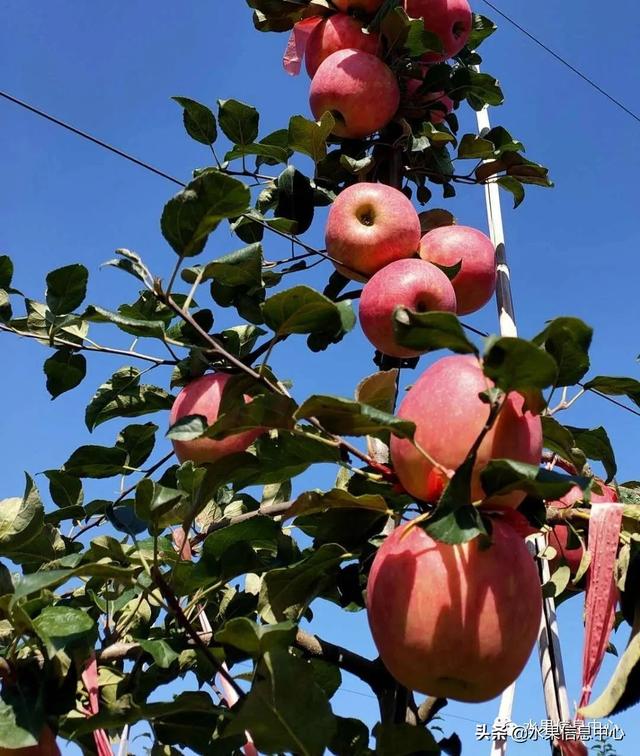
xmin=1 ymin=1 xmax=639 ymax=753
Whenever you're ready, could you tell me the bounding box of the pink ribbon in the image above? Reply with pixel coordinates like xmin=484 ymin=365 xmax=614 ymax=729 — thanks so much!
xmin=283 ymin=17 xmax=324 ymax=76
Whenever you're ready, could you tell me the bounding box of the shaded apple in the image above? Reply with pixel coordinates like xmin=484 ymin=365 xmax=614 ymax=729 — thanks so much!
xmin=404 ymin=0 xmax=472 ymax=62
xmin=310 ymin=49 xmax=400 ymax=140
xmin=169 ymin=373 xmax=263 ymax=465
xmin=390 ymin=355 xmax=543 ymax=507
xmin=367 ymin=518 xmax=542 ymax=702
xmin=419 ymin=225 xmax=497 ymax=315
xmin=359 ymin=258 xmax=457 ymax=357
xmin=305 ymin=14 xmax=380 ymax=78
xmin=325 ymin=182 xmax=421 ymax=281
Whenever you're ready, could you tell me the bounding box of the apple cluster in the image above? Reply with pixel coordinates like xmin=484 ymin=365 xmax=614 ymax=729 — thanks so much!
xmin=168 ymin=0 xmax=548 ymax=707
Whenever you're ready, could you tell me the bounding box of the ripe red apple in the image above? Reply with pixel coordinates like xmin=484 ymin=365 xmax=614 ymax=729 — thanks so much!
xmin=359 ymin=258 xmax=457 ymax=357
xmin=333 ymin=0 xmax=385 ymax=13
xmin=310 ymin=49 xmax=400 ymax=140
xmin=390 ymin=355 xmax=543 ymax=507
xmin=404 ymin=0 xmax=472 ymax=62
xmin=0 ymin=727 xmax=60 ymax=756
xmin=169 ymin=373 xmax=263 ymax=465
xmin=325 ymin=183 xmax=421 ymax=281
xmin=419 ymin=225 xmax=497 ymax=315
xmin=405 ymin=83 xmax=454 ymax=124
xmin=548 ymin=482 xmax=617 ymax=580
xmin=305 ymin=14 xmax=380 ymax=78
xmin=367 ymin=518 xmax=542 ymax=702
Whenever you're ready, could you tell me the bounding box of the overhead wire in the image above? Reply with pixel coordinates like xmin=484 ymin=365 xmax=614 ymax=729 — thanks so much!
xmin=479 ymin=0 xmax=640 ymax=125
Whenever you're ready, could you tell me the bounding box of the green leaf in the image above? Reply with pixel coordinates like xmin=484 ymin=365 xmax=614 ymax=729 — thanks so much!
xmin=161 ymin=170 xmax=251 ymax=257
xmin=225 ymin=141 xmax=290 ymax=164
xmin=457 ymin=133 xmax=495 ymax=159
xmin=43 ymin=349 xmax=86 ymax=398
xmin=33 ymin=606 xmax=97 ymax=655
xmin=218 ymin=99 xmax=259 ymax=145
xmin=541 ymin=416 xmax=587 ymax=474
xmin=393 ymin=308 xmax=478 ymax=355
xmin=288 ymin=113 xmax=335 ymax=164
xmin=374 ymin=723 xmax=440 ymax=755
xmin=0 ymin=475 xmax=44 ymax=552
xmin=0 ymin=688 xmax=43 ymax=749
xmin=565 ymin=425 xmax=617 ymax=482
xmin=103 ymin=248 xmax=152 ymax=285
xmin=542 ymin=565 xmax=571 ymax=599
xmin=0 ymin=255 xmax=13 ymax=289
xmin=182 ymin=243 xmax=263 ymax=287
xmin=202 ymin=517 xmax=280 ymax=564
xmin=135 ymin=479 xmax=183 ymax=526
xmin=404 ymin=18 xmax=443 ymax=57
xmin=227 ymin=648 xmax=336 ymax=756
xmin=172 ymin=96 xmax=217 ymax=145
xmin=44 ymin=470 xmax=83 ymax=509
xmin=483 ymin=336 xmax=558 ymax=392
xmin=275 ymin=166 xmax=315 ymax=235
xmin=262 ymin=285 xmax=355 ymax=344
xmin=288 ymin=488 xmax=387 ymax=519
xmin=481 ymin=460 xmax=588 ymax=500
xmin=85 ymin=366 xmax=174 ymax=431
xmin=116 ymin=422 xmax=158 ymax=469
xmin=138 ymin=639 xmax=180 ymax=668
xmin=467 ymin=13 xmax=497 ymax=50
xmin=355 ymin=370 xmax=398 ymax=414
xmin=260 ymin=544 xmax=348 ymax=622
xmin=330 ymin=717 xmax=370 ymax=756
xmin=582 ymin=376 xmax=640 ymax=409
xmin=82 ymin=304 xmax=167 ymax=339
xmin=533 ymin=317 xmax=593 ymax=386
xmin=425 ymin=457 xmax=486 ymax=544
xmin=215 ymin=617 xmax=296 ymax=657
xmin=295 ymin=395 xmax=414 ymax=440
xmin=63 ymin=444 xmax=128 ymax=478
xmin=46 ymin=264 xmax=88 ymax=314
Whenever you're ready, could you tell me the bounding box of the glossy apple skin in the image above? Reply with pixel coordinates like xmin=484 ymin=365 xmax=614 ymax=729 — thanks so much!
xmin=0 ymin=727 xmax=61 ymax=756
xmin=333 ymin=0 xmax=385 ymax=13
xmin=310 ymin=49 xmax=400 ymax=140
xmin=305 ymin=14 xmax=380 ymax=78
xmin=359 ymin=258 xmax=457 ymax=357
xmin=548 ymin=483 xmax=618 ymax=579
xmin=325 ymin=182 xmax=421 ymax=281
xmin=404 ymin=0 xmax=472 ymax=62
xmin=169 ymin=373 xmax=263 ymax=465
xmin=390 ymin=355 xmax=543 ymax=507
xmin=419 ymin=225 xmax=497 ymax=315
xmin=367 ymin=519 xmax=542 ymax=702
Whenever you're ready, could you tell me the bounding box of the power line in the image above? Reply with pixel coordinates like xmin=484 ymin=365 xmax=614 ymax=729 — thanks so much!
xmin=1 ymin=87 xmax=639 ymax=421
xmin=0 ymin=90 xmax=186 ymax=187
xmin=480 ymin=0 xmax=640 ymax=125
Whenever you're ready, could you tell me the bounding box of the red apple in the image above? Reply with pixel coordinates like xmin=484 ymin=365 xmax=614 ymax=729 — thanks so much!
xmin=367 ymin=518 xmax=542 ymax=702
xmin=169 ymin=373 xmax=263 ymax=465
xmin=333 ymin=0 xmax=385 ymax=13
xmin=405 ymin=83 xmax=454 ymax=124
xmin=0 ymin=727 xmax=60 ymax=756
xmin=325 ymin=182 xmax=421 ymax=281
xmin=404 ymin=0 xmax=472 ymax=62
xmin=305 ymin=14 xmax=380 ymax=78
xmin=390 ymin=355 xmax=543 ymax=507
xmin=359 ymin=258 xmax=457 ymax=357
xmin=419 ymin=225 xmax=497 ymax=315
xmin=547 ymin=483 xmax=617 ymax=580
xmin=310 ymin=49 xmax=400 ymax=140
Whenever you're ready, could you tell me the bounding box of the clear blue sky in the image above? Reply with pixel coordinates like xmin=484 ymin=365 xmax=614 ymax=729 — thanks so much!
xmin=1 ymin=1 xmax=639 ymax=753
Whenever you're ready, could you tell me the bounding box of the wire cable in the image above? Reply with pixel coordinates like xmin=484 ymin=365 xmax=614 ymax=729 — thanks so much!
xmin=480 ymin=0 xmax=640 ymax=125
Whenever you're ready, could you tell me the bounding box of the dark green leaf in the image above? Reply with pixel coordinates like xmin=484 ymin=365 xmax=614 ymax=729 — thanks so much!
xmin=161 ymin=170 xmax=250 ymax=257
xmin=467 ymin=13 xmax=497 ymax=50
xmin=541 ymin=417 xmax=587 ymax=474
xmin=33 ymin=606 xmax=97 ymax=655
xmin=82 ymin=304 xmax=166 ymax=339
xmin=46 ymin=264 xmax=88 ymax=315
xmin=533 ymin=317 xmax=593 ymax=386
xmin=0 ymin=688 xmax=43 ymax=749
xmin=394 ymin=308 xmax=478 ymax=355
xmin=374 ymin=722 xmax=440 ymax=755
xmin=43 ymin=349 xmax=86 ymax=398
xmin=582 ymin=376 xmax=640 ymax=409
xmin=457 ymin=133 xmax=495 ymax=159
xmin=218 ymin=99 xmax=259 ymax=145
xmin=44 ymin=470 xmax=83 ymax=509
xmin=275 ymin=166 xmax=315 ymax=235
xmin=0 ymin=255 xmax=13 ymax=289
xmin=85 ymin=366 xmax=174 ymax=431
xmin=137 ymin=639 xmax=180 ymax=668
xmin=116 ymin=422 xmax=158 ymax=469
xmin=483 ymin=336 xmax=558 ymax=392
xmin=215 ymin=617 xmax=296 ymax=657
xmin=182 ymin=243 xmax=263 ymax=287
xmin=228 ymin=649 xmax=336 ymax=756
xmin=481 ymin=460 xmax=588 ymax=500
xmin=172 ymin=96 xmax=217 ymax=145
xmin=566 ymin=425 xmax=617 ymax=482
xmin=63 ymin=445 xmax=128 ymax=478
xmin=295 ymin=395 xmax=414 ymax=440
xmin=330 ymin=717 xmax=370 ymax=756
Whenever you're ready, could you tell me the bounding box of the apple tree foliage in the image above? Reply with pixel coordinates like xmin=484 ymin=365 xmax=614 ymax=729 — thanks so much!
xmin=1 ymin=1 xmax=640 ymax=753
